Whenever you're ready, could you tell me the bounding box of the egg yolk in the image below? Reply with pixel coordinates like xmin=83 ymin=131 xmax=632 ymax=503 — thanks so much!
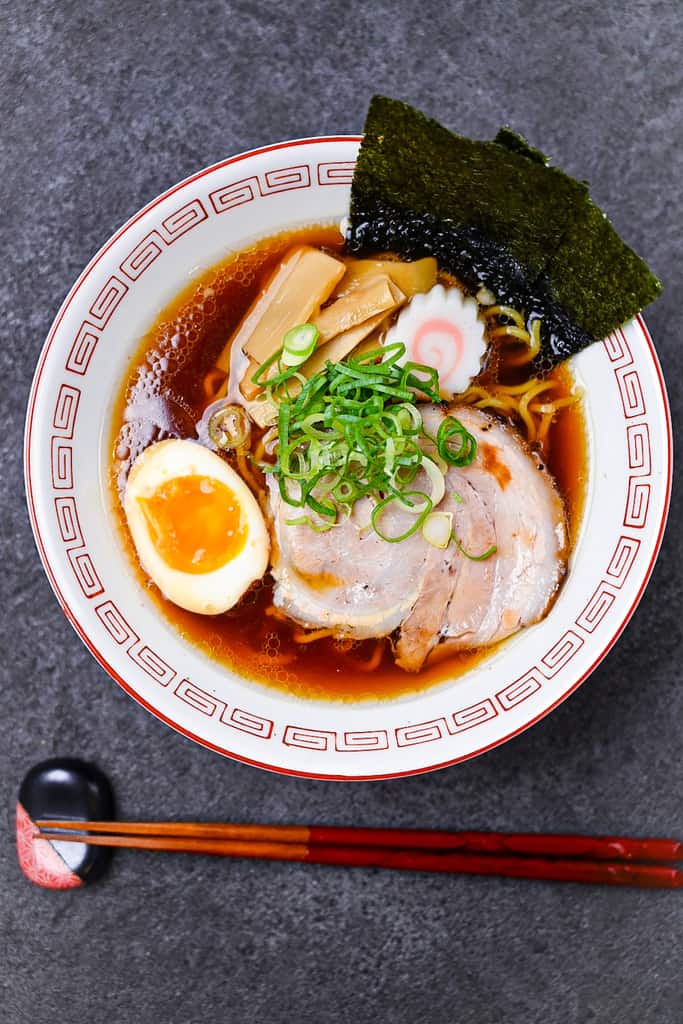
xmin=138 ymin=475 xmax=247 ymax=574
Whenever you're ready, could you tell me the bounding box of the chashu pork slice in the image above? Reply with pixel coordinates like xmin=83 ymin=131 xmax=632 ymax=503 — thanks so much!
xmin=440 ymin=405 xmax=568 ymax=651
xmin=394 ymin=404 xmax=497 ymax=671
xmin=267 ymin=477 xmax=434 ymax=639
xmin=396 ymin=404 xmax=567 ymax=670
xmin=394 ymin=474 xmax=497 ymax=671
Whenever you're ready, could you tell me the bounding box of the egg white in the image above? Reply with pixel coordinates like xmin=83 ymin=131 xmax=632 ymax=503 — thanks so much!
xmin=124 ymin=439 xmax=269 ymax=615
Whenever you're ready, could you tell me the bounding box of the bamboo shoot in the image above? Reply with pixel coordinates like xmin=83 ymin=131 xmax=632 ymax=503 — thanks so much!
xmin=332 ymin=257 xmax=437 ymax=301
xmin=216 ymin=246 xmax=345 ymax=371
xmin=311 ymin=276 xmax=405 ymax=342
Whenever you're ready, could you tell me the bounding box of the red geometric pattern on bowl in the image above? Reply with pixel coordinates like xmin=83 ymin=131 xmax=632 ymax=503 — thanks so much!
xmin=65 ymin=321 xmax=100 ymax=375
xmin=282 ymin=726 xmax=389 ymax=752
xmin=605 ymin=536 xmax=641 ymax=587
xmin=52 ymin=384 xmax=80 ymax=434
xmin=541 ymin=630 xmax=585 ymax=678
xmin=602 ymin=328 xmax=633 ymax=364
xmin=167 ymin=678 xmax=274 ymax=740
xmin=261 ymin=165 xmax=311 ymax=194
xmin=395 ymin=718 xmax=449 ymax=747
xmin=608 ymin=329 xmax=647 ymax=417
xmin=50 ymin=438 xmax=73 ymax=490
xmin=119 ymin=231 xmax=166 ymax=281
xmin=161 ymin=198 xmax=208 ymax=240
xmin=575 ymin=583 xmax=618 ymax=634
xmin=626 ymin=423 xmax=651 ymax=475
xmin=54 ymin=496 xmax=104 ymax=598
xmin=495 ymin=670 xmax=543 ymax=710
xmin=317 ymin=162 xmax=356 ymax=186
xmin=209 ymin=164 xmax=312 ymax=214
xmin=209 ymin=177 xmax=259 ymax=213
xmin=88 ymin=275 xmax=129 ymax=328
xmin=616 ymin=367 xmax=646 ymax=418
xmin=624 ymin=479 xmax=651 ymax=528
xmin=25 ymin=138 xmax=671 ymax=778
xmin=95 ymin=599 xmax=176 ymax=687
xmin=452 ymin=698 xmax=498 ymax=732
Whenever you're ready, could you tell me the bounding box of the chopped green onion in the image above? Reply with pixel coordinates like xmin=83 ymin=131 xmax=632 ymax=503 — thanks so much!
xmin=259 ymin=338 xmax=481 ymax=546
xmin=250 ymin=347 xmax=283 ymax=387
xmin=285 ymin=515 xmax=336 ymax=532
xmin=401 ymin=361 xmax=441 ymax=402
xmin=412 ymin=456 xmax=445 ymax=512
xmin=207 ymin=403 xmax=251 ymax=450
xmin=422 ymin=511 xmax=453 ymax=549
xmin=437 ymin=417 xmax=477 ymax=466
xmin=453 ymin=535 xmax=498 ymax=561
xmin=281 ymin=323 xmax=319 ymax=367
xmin=371 ymin=492 xmax=433 ymax=543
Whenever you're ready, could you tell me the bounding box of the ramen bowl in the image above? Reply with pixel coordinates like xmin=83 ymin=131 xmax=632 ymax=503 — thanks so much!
xmin=25 ymin=137 xmax=672 ymax=779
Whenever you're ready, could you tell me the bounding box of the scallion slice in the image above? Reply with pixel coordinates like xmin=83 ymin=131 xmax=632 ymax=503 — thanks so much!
xmin=437 ymin=417 xmax=477 ymax=466
xmin=453 ymin=535 xmax=498 ymax=561
xmin=422 ymin=511 xmax=453 ymax=549
xmin=281 ymin=323 xmax=319 ymax=367
xmin=207 ymin=403 xmax=252 ymax=450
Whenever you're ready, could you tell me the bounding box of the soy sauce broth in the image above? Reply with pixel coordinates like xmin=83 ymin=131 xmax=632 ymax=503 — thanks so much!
xmin=111 ymin=225 xmax=587 ymax=701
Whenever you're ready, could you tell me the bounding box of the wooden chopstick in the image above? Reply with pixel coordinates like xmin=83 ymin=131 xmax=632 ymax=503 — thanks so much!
xmin=33 ymin=822 xmax=683 ymax=888
xmin=36 ymin=820 xmax=683 ymax=863
xmin=34 ymin=830 xmax=683 ymax=888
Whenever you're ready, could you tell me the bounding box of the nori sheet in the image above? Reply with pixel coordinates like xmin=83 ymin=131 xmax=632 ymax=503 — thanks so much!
xmin=548 ymin=201 xmax=662 ymax=341
xmin=351 ymin=96 xmax=586 ymax=285
xmin=493 ymin=127 xmax=548 ymax=166
xmin=347 ymin=96 xmax=662 ymax=363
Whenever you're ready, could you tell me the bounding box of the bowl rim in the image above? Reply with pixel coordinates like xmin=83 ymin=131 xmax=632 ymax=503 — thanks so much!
xmin=24 ymin=136 xmax=673 ymax=780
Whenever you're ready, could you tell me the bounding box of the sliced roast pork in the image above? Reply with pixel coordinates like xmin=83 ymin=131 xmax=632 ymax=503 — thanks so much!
xmin=443 ymin=406 xmax=567 ymax=645
xmin=267 ymin=480 xmax=434 ymax=639
xmin=267 ymin=404 xmax=567 ymax=667
xmin=396 ymin=405 xmax=567 ymax=668
xmin=394 ymin=474 xmax=497 ymax=671
xmin=393 ymin=406 xmax=498 ymax=670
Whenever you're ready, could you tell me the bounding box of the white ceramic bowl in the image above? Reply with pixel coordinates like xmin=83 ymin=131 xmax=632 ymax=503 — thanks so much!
xmin=25 ymin=137 xmax=672 ymax=779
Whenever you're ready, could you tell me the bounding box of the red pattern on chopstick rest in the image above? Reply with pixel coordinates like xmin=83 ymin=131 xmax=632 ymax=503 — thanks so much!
xmin=15 ymin=801 xmax=82 ymax=890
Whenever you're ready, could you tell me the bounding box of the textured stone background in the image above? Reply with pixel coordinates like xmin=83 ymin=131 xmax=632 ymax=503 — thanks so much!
xmin=2 ymin=2 xmax=681 ymax=1022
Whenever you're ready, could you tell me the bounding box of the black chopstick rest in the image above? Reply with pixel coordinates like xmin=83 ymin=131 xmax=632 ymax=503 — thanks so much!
xmin=16 ymin=758 xmax=115 ymax=888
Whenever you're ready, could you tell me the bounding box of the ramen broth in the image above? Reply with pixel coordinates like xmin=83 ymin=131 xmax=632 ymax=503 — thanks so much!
xmin=112 ymin=225 xmax=587 ymax=701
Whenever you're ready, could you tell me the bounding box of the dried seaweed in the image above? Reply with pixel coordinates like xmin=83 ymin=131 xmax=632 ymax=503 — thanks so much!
xmin=348 ymin=96 xmax=661 ymax=363
xmin=493 ymin=127 xmax=548 ymax=166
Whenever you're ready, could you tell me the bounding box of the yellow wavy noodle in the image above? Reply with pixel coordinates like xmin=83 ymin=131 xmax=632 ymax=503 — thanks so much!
xmin=202 ymin=367 xmax=228 ymax=402
xmin=292 ymin=627 xmax=337 ymax=644
xmin=488 ymin=324 xmax=530 ymax=342
xmin=481 ymin=306 xmax=542 ymax=366
xmin=460 ymin=378 xmax=582 ymax=449
xmin=350 ymin=639 xmax=386 ymax=673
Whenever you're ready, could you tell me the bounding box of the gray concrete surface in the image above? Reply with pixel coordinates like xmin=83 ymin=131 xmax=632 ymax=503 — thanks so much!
xmin=2 ymin=2 xmax=681 ymax=1021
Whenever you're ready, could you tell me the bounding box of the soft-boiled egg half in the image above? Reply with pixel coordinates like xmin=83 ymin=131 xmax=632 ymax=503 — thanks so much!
xmin=124 ymin=439 xmax=269 ymax=615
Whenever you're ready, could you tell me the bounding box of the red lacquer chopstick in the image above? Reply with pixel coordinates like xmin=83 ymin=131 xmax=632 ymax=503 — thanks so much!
xmin=34 ymin=822 xmax=683 ymax=889
xmin=36 ymin=819 xmax=683 ymax=863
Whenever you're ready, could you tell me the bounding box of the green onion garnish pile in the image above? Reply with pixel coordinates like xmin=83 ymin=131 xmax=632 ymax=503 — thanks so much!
xmin=254 ymin=338 xmax=488 ymax=550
